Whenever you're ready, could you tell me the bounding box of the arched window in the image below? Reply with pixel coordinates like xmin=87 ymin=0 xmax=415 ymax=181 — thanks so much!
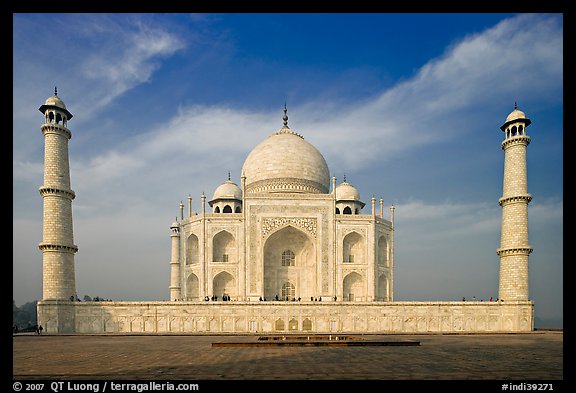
xmin=186 ymin=273 xmax=199 ymax=301
xmin=343 ymin=206 xmax=352 ymax=215
xmin=343 ymin=272 xmax=364 ymax=301
xmin=281 ymin=250 xmax=295 ymax=266
xmin=519 ymin=125 xmax=524 ymax=135
xmin=235 ymin=206 xmax=241 ymax=213
xmin=223 ymin=205 xmax=232 ymax=213
xmin=275 ymin=318 xmax=285 ymax=331
xmin=343 ymin=231 xmax=364 ymax=265
xmin=214 ymin=206 xmax=220 ymax=213
xmin=335 ymin=207 xmax=340 ymax=214
xmin=282 ymin=282 xmax=295 ymax=300
xmin=354 ymin=208 xmax=359 ymax=214
xmin=213 ymin=231 xmax=235 ymax=262
xmin=378 ymin=235 xmax=388 ymax=266
xmin=186 ymin=234 xmax=199 ymax=265
xmin=511 ymin=126 xmax=517 ymax=136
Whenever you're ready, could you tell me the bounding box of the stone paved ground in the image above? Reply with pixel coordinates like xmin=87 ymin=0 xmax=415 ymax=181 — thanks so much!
xmin=13 ymin=332 xmax=563 ymax=382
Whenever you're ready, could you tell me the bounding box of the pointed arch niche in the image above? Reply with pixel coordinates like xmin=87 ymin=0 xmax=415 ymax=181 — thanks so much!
xmin=212 ymin=230 xmax=236 ymax=263
xmin=343 ymin=272 xmax=365 ymax=301
xmin=186 ymin=273 xmax=199 ymax=301
xmin=343 ymin=231 xmax=365 ymax=264
xmin=377 ymin=235 xmax=388 ymax=266
xmin=212 ymin=271 xmax=236 ymax=300
xmin=186 ymin=234 xmax=199 ymax=265
xmin=377 ymin=273 xmax=389 ymax=301
xmin=263 ymin=225 xmax=316 ymax=300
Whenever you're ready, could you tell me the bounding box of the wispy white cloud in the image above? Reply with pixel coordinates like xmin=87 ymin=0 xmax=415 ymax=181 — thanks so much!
xmin=394 ymin=197 xmax=563 ymax=303
xmin=73 ymin=18 xmax=185 ymax=113
xmin=13 ymin=13 xmax=187 ymax=204
xmin=41 ymin=13 xmax=558 ymax=219
xmin=12 ymin=14 xmax=186 ymax=133
xmin=12 ymin=160 xmax=43 ymax=183
xmin=79 ymin=21 xmax=185 ymax=109
xmin=393 ymin=199 xmax=501 ymax=259
xmin=307 ymin=13 xmax=562 ymax=170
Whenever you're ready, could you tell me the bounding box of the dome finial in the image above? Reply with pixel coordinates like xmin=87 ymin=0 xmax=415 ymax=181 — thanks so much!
xmin=228 ymin=171 xmax=231 ymax=181
xmin=283 ymin=103 xmax=288 ymax=128
xmin=54 ymin=86 xmax=58 ymax=96
xmin=343 ymin=173 xmax=347 ymax=183
xmin=514 ymin=101 xmax=518 ymax=110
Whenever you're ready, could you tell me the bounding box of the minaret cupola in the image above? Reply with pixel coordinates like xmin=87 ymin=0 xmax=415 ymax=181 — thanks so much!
xmin=500 ymin=102 xmax=531 ymax=140
xmin=39 ymin=87 xmax=73 ymax=128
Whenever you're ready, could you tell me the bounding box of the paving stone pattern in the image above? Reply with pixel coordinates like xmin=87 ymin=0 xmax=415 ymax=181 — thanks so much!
xmin=13 ymin=332 xmax=562 ymax=380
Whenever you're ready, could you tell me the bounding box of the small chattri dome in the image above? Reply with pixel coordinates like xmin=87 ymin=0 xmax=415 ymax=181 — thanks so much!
xmin=212 ymin=180 xmax=242 ymax=201
xmin=501 ymin=103 xmax=531 ymax=131
xmin=39 ymin=88 xmax=73 ymax=120
xmin=170 ymin=220 xmax=179 ymax=228
xmin=44 ymin=95 xmax=68 ymax=110
xmin=505 ymin=108 xmax=527 ymax=123
xmin=335 ymin=181 xmax=361 ymax=201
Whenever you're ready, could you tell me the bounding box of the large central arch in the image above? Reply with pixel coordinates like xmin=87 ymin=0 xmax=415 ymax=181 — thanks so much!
xmin=263 ymin=225 xmax=316 ymax=300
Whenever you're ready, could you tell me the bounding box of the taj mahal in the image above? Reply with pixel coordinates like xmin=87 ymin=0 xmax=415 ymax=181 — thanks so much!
xmin=36 ymin=91 xmax=534 ymax=334
xmin=169 ymin=106 xmax=393 ymax=304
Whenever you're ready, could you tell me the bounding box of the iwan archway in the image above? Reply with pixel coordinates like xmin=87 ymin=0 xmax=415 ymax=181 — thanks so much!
xmin=263 ymin=225 xmax=316 ymax=300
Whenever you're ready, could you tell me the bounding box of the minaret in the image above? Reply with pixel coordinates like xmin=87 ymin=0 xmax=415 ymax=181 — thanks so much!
xmin=496 ymin=103 xmax=533 ymax=301
xmin=169 ymin=219 xmax=182 ymax=301
xmin=38 ymin=88 xmax=78 ymax=301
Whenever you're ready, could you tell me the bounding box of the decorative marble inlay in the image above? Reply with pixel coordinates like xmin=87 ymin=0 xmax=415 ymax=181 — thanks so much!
xmin=261 ymin=217 xmax=317 ymax=238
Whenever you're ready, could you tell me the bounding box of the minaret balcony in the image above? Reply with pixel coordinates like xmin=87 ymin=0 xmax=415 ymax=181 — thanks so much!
xmin=498 ymin=193 xmax=532 ymax=206
xmin=39 ymin=186 xmax=76 ymax=200
xmin=38 ymin=242 xmax=78 ymax=253
xmin=501 ymin=135 xmax=530 ymax=150
xmin=496 ymin=246 xmax=533 ymax=256
xmin=41 ymin=123 xmax=72 ymax=139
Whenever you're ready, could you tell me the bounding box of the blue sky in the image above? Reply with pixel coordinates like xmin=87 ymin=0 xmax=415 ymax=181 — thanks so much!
xmin=12 ymin=13 xmax=563 ymax=326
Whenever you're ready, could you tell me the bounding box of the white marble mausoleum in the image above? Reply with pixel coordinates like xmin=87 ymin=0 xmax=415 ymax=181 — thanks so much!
xmin=36 ymin=93 xmax=534 ymax=334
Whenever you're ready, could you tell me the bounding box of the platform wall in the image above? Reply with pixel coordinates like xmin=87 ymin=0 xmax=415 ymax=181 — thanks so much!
xmin=37 ymin=300 xmax=534 ymax=334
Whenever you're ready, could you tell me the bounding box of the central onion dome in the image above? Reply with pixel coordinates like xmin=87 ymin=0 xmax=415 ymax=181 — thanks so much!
xmin=241 ymin=107 xmax=330 ymax=194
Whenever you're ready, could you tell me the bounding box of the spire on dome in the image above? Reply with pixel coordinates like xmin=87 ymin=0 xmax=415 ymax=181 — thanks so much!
xmin=283 ymin=104 xmax=289 ymax=128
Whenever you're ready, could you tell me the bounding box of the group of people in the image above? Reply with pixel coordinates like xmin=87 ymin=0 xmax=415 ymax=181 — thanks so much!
xmin=258 ymin=295 xmax=303 ymax=301
xmin=69 ymin=295 xmax=111 ymax=302
xmin=258 ymin=296 xmax=337 ymax=301
xmin=12 ymin=324 xmax=43 ymax=334
xmin=461 ymin=296 xmax=502 ymax=302
xmin=203 ymin=294 xmax=232 ymax=301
